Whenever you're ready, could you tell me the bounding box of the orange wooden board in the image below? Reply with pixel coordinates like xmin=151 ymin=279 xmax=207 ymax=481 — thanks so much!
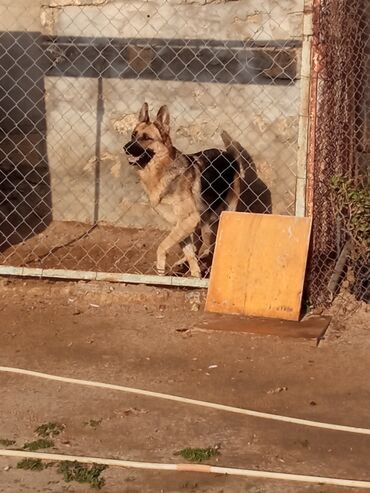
xmin=194 ymin=313 xmax=330 ymax=342
xmin=205 ymin=212 xmax=312 ymax=321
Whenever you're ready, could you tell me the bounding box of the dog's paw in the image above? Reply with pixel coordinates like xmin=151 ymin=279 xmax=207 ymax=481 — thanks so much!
xmin=156 ymin=268 xmax=166 ymax=276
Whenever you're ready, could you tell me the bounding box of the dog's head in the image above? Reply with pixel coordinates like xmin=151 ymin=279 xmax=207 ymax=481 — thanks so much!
xmin=123 ymin=103 xmax=173 ymax=169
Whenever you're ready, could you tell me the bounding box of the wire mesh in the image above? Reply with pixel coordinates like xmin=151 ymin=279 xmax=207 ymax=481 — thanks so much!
xmin=306 ymin=0 xmax=369 ymax=306
xmin=0 ymin=0 xmax=302 ymax=281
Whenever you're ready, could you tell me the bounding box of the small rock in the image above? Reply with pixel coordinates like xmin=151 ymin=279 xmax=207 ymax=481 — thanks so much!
xmin=4 ymin=466 xmax=11 ymax=471
xmin=186 ymin=291 xmax=202 ymax=311
xmin=190 ymin=303 xmax=200 ymax=312
xmin=267 ymin=386 xmax=288 ymax=394
xmin=123 ymin=408 xmax=148 ymax=416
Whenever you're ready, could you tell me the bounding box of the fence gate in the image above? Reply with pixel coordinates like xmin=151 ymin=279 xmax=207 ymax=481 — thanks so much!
xmin=5 ymin=0 xmax=364 ymax=299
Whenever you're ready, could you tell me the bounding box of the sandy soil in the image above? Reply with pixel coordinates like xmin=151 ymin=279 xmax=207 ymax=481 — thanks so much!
xmin=0 ymin=278 xmax=369 ymax=493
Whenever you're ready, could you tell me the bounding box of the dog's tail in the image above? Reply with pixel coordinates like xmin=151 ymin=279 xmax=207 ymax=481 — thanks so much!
xmin=220 ymin=130 xmax=246 ymax=212
xmin=221 ymin=130 xmax=255 ymax=181
xmin=221 ymin=130 xmax=272 ymax=214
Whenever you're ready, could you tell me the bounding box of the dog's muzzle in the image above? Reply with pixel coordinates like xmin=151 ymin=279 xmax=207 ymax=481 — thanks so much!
xmin=123 ymin=141 xmax=155 ymax=168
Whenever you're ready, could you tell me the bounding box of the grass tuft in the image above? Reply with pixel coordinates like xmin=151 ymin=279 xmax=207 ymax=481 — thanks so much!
xmin=0 ymin=438 xmax=16 ymax=447
xmin=57 ymin=461 xmax=107 ymax=489
xmin=175 ymin=446 xmax=220 ymax=463
xmin=35 ymin=422 xmax=65 ymax=438
xmin=23 ymin=438 xmax=54 ymax=451
xmin=17 ymin=458 xmax=45 ymax=471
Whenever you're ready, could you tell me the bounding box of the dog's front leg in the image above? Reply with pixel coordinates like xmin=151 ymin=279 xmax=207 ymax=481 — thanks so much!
xmin=199 ymin=222 xmax=214 ymax=259
xmin=156 ymin=213 xmax=201 ymax=277
xmin=149 ymin=192 xmax=162 ymax=208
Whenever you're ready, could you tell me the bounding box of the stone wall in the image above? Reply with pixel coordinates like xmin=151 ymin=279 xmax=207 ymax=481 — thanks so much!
xmin=0 ymin=1 xmax=51 ymax=249
xmin=1 ymin=0 xmax=306 ymax=237
xmin=42 ymin=0 xmax=305 ymax=227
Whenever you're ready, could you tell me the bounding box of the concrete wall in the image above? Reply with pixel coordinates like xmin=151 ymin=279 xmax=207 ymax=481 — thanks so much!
xmin=1 ymin=0 xmax=306 ymax=236
xmin=0 ymin=0 xmax=42 ymax=32
xmin=40 ymin=0 xmax=303 ymax=40
xmin=42 ymin=0 xmax=305 ymax=227
xmin=0 ymin=0 xmax=52 ymax=249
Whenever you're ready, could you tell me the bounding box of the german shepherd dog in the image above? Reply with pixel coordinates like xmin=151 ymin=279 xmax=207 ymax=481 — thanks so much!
xmin=123 ymin=103 xmax=244 ymax=278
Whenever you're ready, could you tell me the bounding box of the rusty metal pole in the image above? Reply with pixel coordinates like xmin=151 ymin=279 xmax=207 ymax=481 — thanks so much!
xmin=305 ymin=0 xmax=322 ymax=217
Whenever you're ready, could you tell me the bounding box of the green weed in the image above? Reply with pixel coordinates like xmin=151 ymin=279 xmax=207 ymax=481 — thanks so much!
xmin=16 ymin=458 xmax=45 ymax=471
xmin=175 ymin=446 xmax=220 ymax=463
xmin=0 ymin=438 xmax=16 ymax=447
xmin=35 ymin=422 xmax=65 ymax=438
xmin=23 ymin=438 xmax=54 ymax=451
xmin=57 ymin=461 xmax=107 ymax=489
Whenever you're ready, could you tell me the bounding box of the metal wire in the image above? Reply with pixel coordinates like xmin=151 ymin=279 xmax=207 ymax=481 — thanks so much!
xmin=0 ymin=0 xmax=300 ymax=281
xmin=0 ymin=0 xmax=368 ymax=305
xmin=306 ymin=0 xmax=369 ymax=306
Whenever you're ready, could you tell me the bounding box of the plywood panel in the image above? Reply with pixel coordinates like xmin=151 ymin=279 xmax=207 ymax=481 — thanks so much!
xmin=194 ymin=313 xmax=330 ymax=342
xmin=205 ymin=212 xmax=312 ymax=321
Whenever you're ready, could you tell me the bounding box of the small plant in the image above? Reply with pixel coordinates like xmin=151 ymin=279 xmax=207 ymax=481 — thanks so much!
xmin=0 ymin=438 xmax=16 ymax=447
xmin=57 ymin=461 xmax=107 ymax=489
xmin=17 ymin=458 xmax=45 ymax=471
xmin=35 ymin=422 xmax=65 ymax=438
xmin=330 ymin=176 xmax=370 ymax=259
xmin=175 ymin=446 xmax=220 ymax=463
xmin=23 ymin=438 xmax=54 ymax=451
xmin=328 ymin=176 xmax=370 ymax=300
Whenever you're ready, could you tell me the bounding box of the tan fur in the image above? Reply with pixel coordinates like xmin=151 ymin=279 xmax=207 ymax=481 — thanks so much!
xmin=124 ymin=103 xmax=243 ymax=278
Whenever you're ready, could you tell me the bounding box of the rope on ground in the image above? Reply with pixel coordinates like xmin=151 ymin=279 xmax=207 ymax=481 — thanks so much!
xmin=1 ymin=366 xmax=370 ymax=435
xmin=0 ymin=450 xmax=370 ymax=489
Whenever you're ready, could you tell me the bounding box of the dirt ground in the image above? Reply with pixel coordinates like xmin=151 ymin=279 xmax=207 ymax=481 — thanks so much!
xmin=0 ymin=278 xmax=369 ymax=493
xmin=0 ymin=221 xmax=186 ymax=276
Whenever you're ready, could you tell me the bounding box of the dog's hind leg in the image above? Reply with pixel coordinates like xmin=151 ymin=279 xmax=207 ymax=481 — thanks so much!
xmin=198 ymin=222 xmax=214 ymax=259
xmin=179 ymin=237 xmax=200 ymax=277
xmin=156 ymin=212 xmax=201 ymax=277
xmin=226 ymin=175 xmax=241 ymax=212
xmin=172 ymin=229 xmax=202 ymax=268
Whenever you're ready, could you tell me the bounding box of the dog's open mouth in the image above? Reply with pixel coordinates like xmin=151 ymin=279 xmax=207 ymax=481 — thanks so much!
xmin=124 ymin=144 xmax=155 ymax=168
xmin=127 ymin=155 xmax=141 ymax=165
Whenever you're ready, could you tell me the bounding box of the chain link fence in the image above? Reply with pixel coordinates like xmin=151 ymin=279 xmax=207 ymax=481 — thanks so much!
xmin=0 ymin=0 xmax=368 ymax=303
xmin=306 ymin=0 xmax=369 ymax=307
xmin=0 ymin=0 xmax=302 ymax=283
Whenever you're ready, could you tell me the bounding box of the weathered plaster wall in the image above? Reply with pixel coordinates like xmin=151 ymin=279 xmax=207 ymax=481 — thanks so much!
xmin=0 ymin=0 xmax=305 ymax=236
xmin=42 ymin=0 xmax=305 ymax=227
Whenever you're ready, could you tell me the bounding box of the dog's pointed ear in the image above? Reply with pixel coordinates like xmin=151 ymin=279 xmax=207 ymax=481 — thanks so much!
xmin=138 ymin=102 xmax=149 ymax=123
xmin=156 ymin=105 xmax=170 ymax=134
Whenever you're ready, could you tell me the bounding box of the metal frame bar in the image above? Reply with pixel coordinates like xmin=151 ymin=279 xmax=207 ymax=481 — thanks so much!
xmin=0 ymin=5 xmax=314 ymax=287
xmin=295 ymin=0 xmax=314 ymax=217
xmin=0 ymin=265 xmax=209 ymax=288
xmin=305 ymin=0 xmax=321 ymax=217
